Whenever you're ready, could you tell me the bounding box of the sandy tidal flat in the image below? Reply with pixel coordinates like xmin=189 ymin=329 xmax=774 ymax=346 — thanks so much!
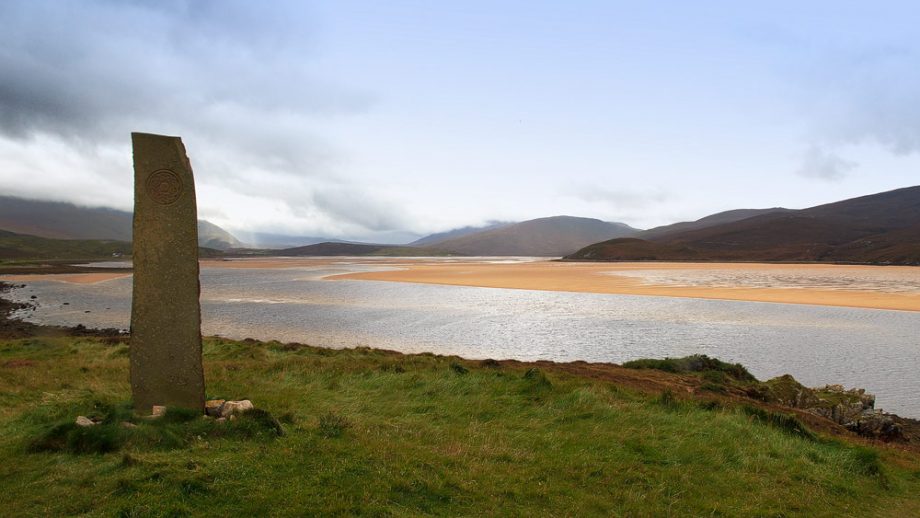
xmin=0 ymin=272 xmax=132 ymax=284
xmin=5 ymin=258 xmax=920 ymax=312
xmin=331 ymin=260 xmax=920 ymax=312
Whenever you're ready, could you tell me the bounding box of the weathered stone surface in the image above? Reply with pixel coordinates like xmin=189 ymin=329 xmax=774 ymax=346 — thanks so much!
xmin=75 ymin=416 xmax=96 ymax=427
xmin=219 ymin=400 xmax=254 ymax=418
xmin=845 ymin=410 xmax=904 ymax=441
xmin=205 ymin=399 xmax=226 ymax=417
xmin=763 ymin=375 xmax=909 ymax=441
xmin=130 ymin=133 xmax=205 ymax=413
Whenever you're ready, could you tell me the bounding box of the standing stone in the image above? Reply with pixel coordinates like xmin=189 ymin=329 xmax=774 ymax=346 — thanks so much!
xmin=130 ymin=132 xmax=205 ymax=413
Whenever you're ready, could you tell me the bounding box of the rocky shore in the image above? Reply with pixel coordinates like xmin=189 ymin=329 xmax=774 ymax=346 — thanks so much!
xmin=760 ymin=375 xmax=914 ymax=441
xmin=0 ymin=281 xmax=125 ymax=339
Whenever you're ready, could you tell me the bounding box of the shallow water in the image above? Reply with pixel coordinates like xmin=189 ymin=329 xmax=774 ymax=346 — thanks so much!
xmin=8 ymin=263 xmax=920 ymax=416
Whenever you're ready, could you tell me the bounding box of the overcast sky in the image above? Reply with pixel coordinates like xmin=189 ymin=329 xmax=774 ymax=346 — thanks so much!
xmin=2 ymin=1 xmax=919 ymax=243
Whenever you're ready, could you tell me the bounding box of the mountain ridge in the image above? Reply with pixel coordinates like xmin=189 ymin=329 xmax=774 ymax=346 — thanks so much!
xmin=410 ymin=222 xmax=514 ymax=247
xmin=0 ymin=195 xmax=243 ymax=250
xmin=566 ymin=186 xmax=920 ymax=265
xmin=639 ymin=208 xmax=793 ymax=241
xmin=429 ymin=216 xmax=641 ymax=257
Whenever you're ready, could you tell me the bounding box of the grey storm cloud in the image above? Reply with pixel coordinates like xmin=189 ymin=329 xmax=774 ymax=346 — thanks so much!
xmin=0 ymin=1 xmax=344 ymax=141
xmin=0 ymin=0 xmax=406 ymax=240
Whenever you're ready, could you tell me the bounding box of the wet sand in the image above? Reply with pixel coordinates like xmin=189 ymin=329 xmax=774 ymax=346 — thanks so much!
xmin=0 ymin=272 xmax=132 ymax=284
xmin=331 ymin=260 xmax=920 ymax=312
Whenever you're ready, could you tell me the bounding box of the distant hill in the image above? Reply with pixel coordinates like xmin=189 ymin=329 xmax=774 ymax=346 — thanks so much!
xmin=231 ymin=232 xmax=351 ymax=249
xmin=0 ymin=228 xmax=226 ymax=261
xmin=638 ymin=208 xmax=793 ymax=240
xmin=236 ymin=229 xmax=425 ymax=249
xmin=0 ymin=230 xmax=132 ymax=261
xmin=429 ymin=216 xmax=640 ymax=257
xmin=0 ymin=196 xmax=242 ymax=250
xmin=197 ymin=221 xmax=244 ymax=250
xmin=279 ymin=242 xmax=457 ymax=257
xmin=410 ymin=222 xmax=514 ymax=247
xmin=566 ymin=186 xmax=920 ymax=265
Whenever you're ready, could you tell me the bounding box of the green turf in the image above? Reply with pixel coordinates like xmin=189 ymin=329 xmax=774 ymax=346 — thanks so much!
xmin=0 ymin=230 xmax=132 ymax=261
xmin=0 ymin=336 xmax=918 ymax=516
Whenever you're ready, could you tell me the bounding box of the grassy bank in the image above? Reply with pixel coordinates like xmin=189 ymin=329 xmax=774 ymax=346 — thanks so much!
xmin=0 ymin=230 xmax=132 ymax=263
xmin=1 ymin=335 xmax=920 ymax=516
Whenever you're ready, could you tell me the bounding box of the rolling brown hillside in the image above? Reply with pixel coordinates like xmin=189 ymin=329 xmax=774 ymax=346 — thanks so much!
xmin=638 ymin=208 xmax=793 ymax=240
xmin=566 ymin=186 xmax=920 ymax=265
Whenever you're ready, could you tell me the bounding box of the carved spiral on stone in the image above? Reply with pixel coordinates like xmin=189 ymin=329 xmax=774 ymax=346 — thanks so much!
xmin=146 ymin=170 xmax=183 ymax=205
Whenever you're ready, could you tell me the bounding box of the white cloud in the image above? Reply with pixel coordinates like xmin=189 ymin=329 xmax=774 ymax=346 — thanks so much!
xmin=796 ymin=146 xmax=856 ymax=181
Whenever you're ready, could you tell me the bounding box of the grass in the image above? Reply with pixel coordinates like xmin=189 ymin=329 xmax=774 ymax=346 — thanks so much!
xmin=1 ymin=336 xmax=919 ymax=516
xmin=623 ymin=354 xmax=756 ymax=382
xmin=0 ymin=230 xmax=225 ymax=264
xmin=0 ymin=230 xmax=132 ymax=262
xmin=26 ymin=404 xmax=284 ymax=455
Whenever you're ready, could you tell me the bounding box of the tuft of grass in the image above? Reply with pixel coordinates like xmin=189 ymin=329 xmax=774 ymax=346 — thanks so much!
xmin=26 ymin=402 xmax=284 ymax=454
xmin=656 ymin=389 xmax=681 ymax=410
xmin=740 ymin=405 xmax=816 ymax=441
xmin=29 ymin=422 xmax=123 ymax=454
xmin=701 ymin=382 xmax=727 ymax=394
xmin=848 ymin=446 xmax=883 ymax=476
xmin=697 ymin=399 xmax=723 ymax=411
xmin=318 ymin=412 xmax=351 ymax=438
xmin=523 ymin=367 xmax=550 ymax=384
xmin=623 ymin=354 xmax=757 ymax=382
xmin=230 ymin=408 xmax=285 ymax=438
xmin=519 ymin=367 xmax=553 ymax=400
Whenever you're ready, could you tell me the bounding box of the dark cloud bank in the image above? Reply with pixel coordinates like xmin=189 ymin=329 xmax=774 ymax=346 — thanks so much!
xmin=0 ymin=0 xmax=412 ymax=241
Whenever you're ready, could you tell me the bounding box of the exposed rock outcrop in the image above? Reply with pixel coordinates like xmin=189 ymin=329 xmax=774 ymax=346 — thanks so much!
xmin=762 ymin=376 xmax=904 ymax=441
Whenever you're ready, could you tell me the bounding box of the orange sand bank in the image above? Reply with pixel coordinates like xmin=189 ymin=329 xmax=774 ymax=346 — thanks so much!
xmin=331 ymin=261 xmax=920 ymax=312
xmin=0 ymin=272 xmax=132 ymax=284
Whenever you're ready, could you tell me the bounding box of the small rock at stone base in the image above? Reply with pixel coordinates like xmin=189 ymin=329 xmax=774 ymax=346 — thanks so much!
xmin=219 ymin=400 xmax=253 ymax=418
xmin=151 ymin=405 xmax=167 ymax=417
xmin=205 ymin=399 xmax=226 ymax=417
xmin=216 ymin=417 xmax=227 ymax=424
xmin=75 ymin=416 xmax=96 ymax=427
xmin=121 ymin=421 xmax=138 ymax=429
